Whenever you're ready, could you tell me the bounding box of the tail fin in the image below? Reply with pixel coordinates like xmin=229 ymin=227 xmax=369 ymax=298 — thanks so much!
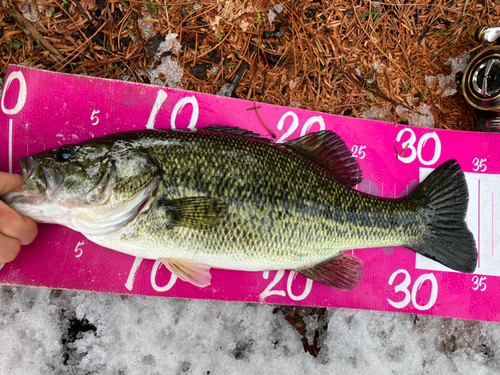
xmin=407 ymin=159 xmax=477 ymax=273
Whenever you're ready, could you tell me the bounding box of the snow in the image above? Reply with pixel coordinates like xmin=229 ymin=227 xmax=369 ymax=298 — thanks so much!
xmin=362 ymin=106 xmax=391 ymax=122
xmin=268 ymin=4 xmax=284 ymax=24
xmin=19 ymin=2 xmax=41 ymax=22
xmin=1 ymin=286 xmax=499 ymax=374
xmin=156 ymin=33 xmax=181 ymax=57
xmin=368 ymin=58 xmax=391 ymax=84
xmin=396 ymin=104 xmax=435 ymax=128
xmin=147 ymin=34 xmax=184 ymax=88
xmin=425 ymin=52 xmax=468 ymax=97
xmin=217 ymin=83 xmax=233 ymax=97
xmin=289 ymin=78 xmax=301 ymax=90
xmin=147 ymin=57 xmax=184 ymax=88
xmin=138 ymin=14 xmax=156 ymax=40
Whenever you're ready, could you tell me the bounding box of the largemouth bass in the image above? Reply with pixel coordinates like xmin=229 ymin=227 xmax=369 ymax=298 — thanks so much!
xmin=2 ymin=126 xmax=477 ymax=290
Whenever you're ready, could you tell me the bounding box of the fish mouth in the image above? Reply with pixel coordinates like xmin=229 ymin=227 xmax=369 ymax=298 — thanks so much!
xmin=19 ymin=156 xmax=37 ymax=183
xmin=19 ymin=156 xmax=63 ymax=195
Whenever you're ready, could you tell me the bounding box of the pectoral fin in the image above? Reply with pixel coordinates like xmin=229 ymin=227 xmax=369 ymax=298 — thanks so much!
xmin=158 ymin=197 xmax=228 ymax=230
xmin=297 ymin=253 xmax=364 ymax=291
xmin=162 ymin=259 xmax=212 ymax=288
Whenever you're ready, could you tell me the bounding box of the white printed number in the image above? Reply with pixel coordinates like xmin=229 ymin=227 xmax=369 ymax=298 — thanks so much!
xmin=472 ymin=276 xmax=487 ymax=291
xmin=276 ymin=112 xmax=325 ymax=143
xmin=1 ymin=71 xmax=27 ymax=115
xmin=472 ymin=158 xmax=487 ymax=172
xmin=146 ymin=91 xmax=200 ymax=130
xmin=260 ymin=270 xmax=313 ymax=301
xmin=90 ymin=110 xmax=100 ymax=125
xmin=74 ymin=241 xmax=84 ymax=258
xmin=395 ymin=128 xmax=441 ymax=165
xmin=351 ymin=145 xmax=366 ymax=159
xmin=387 ymin=269 xmax=438 ymax=311
xmin=150 ymin=260 xmax=177 ymax=292
xmin=170 ymin=96 xmax=199 ymax=130
xmin=125 ymin=257 xmax=177 ymax=292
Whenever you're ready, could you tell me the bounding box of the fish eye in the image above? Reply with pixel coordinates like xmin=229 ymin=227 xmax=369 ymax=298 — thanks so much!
xmin=56 ymin=147 xmax=76 ymax=162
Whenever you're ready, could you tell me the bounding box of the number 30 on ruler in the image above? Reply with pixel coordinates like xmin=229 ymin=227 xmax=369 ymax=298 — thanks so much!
xmin=396 ymin=128 xmax=441 ymax=165
xmin=387 ymin=269 xmax=438 ymax=311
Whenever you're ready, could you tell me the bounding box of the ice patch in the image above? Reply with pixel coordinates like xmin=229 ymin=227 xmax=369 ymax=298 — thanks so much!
xmin=396 ymin=104 xmax=435 ymax=128
xmin=217 ymin=83 xmax=233 ymax=97
xmin=147 ymin=57 xmax=184 ymax=88
xmin=289 ymin=77 xmax=301 ymax=90
xmin=19 ymin=1 xmax=40 ymax=22
xmin=138 ymin=13 xmax=156 ymax=40
xmin=425 ymin=52 xmax=468 ymax=97
xmin=362 ymin=106 xmax=391 ymax=122
xmin=147 ymin=34 xmax=184 ymax=88
xmin=268 ymin=4 xmax=284 ymax=24
xmin=156 ymin=33 xmax=181 ymax=57
xmin=368 ymin=58 xmax=389 ymax=83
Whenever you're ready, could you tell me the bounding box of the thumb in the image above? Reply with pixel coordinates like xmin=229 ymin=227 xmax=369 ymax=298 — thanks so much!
xmin=0 ymin=172 xmax=23 ymax=196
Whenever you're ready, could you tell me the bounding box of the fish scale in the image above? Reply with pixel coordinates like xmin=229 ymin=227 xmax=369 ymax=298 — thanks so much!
xmin=103 ymin=130 xmax=426 ymax=270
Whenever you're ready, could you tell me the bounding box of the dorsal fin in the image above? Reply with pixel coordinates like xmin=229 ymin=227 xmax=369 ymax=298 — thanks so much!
xmin=283 ymin=131 xmax=362 ymax=187
xmin=199 ymin=125 xmax=270 ymax=142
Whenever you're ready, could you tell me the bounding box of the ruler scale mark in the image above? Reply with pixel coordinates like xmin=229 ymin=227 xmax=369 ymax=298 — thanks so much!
xmin=9 ymin=119 xmax=13 ymax=173
xmin=478 ymin=179 xmax=481 ymax=268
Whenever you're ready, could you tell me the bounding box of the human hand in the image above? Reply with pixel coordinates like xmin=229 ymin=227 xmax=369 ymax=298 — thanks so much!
xmin=0 ymin=172 xmax=38 ymax=262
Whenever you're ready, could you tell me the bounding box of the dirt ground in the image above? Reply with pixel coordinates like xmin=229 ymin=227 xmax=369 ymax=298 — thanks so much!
xmin=1 ymin=0 xmax=499 ymax=131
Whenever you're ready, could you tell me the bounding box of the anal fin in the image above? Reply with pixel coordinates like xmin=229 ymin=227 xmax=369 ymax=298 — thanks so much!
xmin=162 ymin=259 xmax=212 ymax=288
xmin=297 ymin=253 xmax=364 ymax=291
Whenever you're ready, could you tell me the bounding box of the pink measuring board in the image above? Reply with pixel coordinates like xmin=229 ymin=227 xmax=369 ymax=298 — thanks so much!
xmin=1 ymin=65 xmax=499 ymax=322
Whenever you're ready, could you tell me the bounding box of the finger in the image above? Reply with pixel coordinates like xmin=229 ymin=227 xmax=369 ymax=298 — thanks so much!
xmin=0 ymin=201 xmax=38 ymax=245
xmin=0 ymin=233 xmax=21 ymax=263
xmin=0 ymin=172 xmax=23 ymax=196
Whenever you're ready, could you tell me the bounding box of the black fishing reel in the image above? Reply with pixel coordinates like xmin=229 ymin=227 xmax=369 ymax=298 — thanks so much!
xmin=461 ymin=26 xmax=500 ymax=131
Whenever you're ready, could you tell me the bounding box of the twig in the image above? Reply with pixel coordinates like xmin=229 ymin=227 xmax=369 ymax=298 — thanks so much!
xmin=0 ymin=7 xmax=64 ymax=60
xmin=254 ymin=101 xmax=276 ymax=138
xmin=401 ymin=142 xmax=410 ymax=157
xmin=270 ymin=5 xmax=293 ymax=33
xmin=54 ymin=22 xmax=107 ymax=71
xmin=393 ymin=144 xmax=399 ymax=162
